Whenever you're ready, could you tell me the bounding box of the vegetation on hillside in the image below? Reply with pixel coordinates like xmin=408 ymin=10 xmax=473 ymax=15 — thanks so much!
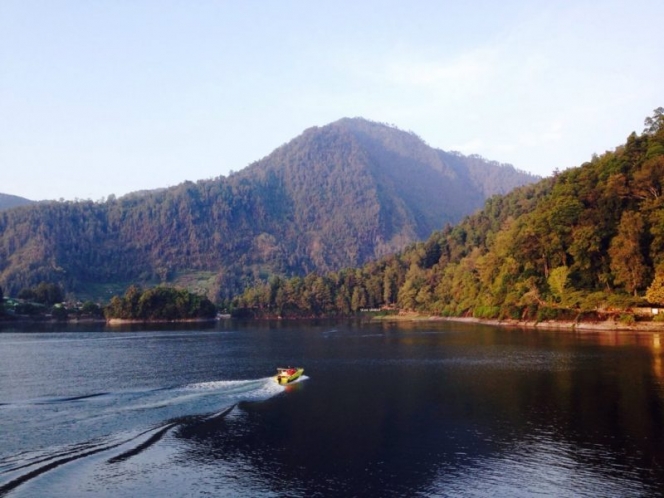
xmin=233 ymin=108 xmax=664 ymax=321
xmin=0 ymin=119 xmax=535 ymax=300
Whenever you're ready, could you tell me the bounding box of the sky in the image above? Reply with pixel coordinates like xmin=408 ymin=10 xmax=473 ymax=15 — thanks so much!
xmin=1 ymin=1 xmax=663 ymax=201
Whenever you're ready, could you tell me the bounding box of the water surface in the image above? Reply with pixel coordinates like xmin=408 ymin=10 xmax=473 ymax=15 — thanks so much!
xmin=1 ymin=321 xmax=663 ymax=496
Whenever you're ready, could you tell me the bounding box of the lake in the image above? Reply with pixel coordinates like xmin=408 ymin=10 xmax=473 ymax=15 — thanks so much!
xmin=1 ymin=320 xmax=663 ymax=497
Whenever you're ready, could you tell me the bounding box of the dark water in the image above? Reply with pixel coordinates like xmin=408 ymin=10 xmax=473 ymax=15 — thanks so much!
xmin=1 ymin=320 xmax=664 ymax=497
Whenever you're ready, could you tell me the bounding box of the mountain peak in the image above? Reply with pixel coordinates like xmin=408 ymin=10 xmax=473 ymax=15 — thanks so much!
xmin=0 ymin=121 xmax=538 ymax=299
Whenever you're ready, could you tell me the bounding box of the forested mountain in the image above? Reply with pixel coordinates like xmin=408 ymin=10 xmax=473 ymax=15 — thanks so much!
xmin=233 ymin=108 xmax=664 ymax=319
xmin=0 ymin=193 xmax=33 ymax=211
xmin=0 ymin=118 xmax=537 ymax=299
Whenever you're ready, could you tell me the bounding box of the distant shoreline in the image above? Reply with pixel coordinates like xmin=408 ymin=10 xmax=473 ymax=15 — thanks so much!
xmin=372 ymin=313 xmax=664 ymax=332
xmin=106 ymin=317 xmax=218 ymax=325
xmin=4 ymin=313 xmax=664 ymax=332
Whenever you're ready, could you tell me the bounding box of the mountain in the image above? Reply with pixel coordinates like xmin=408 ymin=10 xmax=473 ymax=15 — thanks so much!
xmin=0 ymin=118 xmax=538 ymax=299
xmin=232 ymin=108 xmax=664 ymax=318
xmin=0 ymin=193 xmax=33 ymax=211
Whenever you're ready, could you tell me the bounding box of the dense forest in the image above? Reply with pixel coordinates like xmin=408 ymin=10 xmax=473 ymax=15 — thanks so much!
xmin=0 ymin=118 xmax=536 ymax=300
xmin=233 ymin=108 xmax=664 ymax=321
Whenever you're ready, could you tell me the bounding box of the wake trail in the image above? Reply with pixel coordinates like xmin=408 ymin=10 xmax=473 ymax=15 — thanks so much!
xmin=0 ymin=376 xmax=286 ymax=496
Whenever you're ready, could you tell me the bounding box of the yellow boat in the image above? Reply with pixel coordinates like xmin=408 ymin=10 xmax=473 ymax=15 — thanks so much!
xmin=276 ymin=367 xmax=304 ymax=385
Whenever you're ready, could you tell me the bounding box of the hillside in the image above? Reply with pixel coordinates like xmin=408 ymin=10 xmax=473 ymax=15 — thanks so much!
xmin=0 ymin=193 xmax=33 ymax=211
xmin=233 ymin=108 xmax=664 ymax=319
xmin=0 ymin=118 xmax=537 ymax=299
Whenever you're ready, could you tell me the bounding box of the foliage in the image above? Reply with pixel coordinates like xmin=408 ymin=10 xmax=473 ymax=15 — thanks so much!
xmin=104 ymin=286 xmax=216 ymax=320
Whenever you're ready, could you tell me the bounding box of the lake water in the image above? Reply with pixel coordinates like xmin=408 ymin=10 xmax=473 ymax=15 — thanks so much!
xmin=1 ymin=320 xmax=663 ymax=497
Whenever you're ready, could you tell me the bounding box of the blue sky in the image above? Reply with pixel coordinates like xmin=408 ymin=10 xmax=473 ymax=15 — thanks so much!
xmin=1 ymin=0 xmax=662 ymax=201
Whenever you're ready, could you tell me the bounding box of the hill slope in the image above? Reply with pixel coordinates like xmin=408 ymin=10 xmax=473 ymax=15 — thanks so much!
xmin=0 ymin=118 xmax=537 ymax=299
xmin=233 ymin=109 xmax=664 ymax=317
xmin=0 ymin=193 xmax=33 ymax=211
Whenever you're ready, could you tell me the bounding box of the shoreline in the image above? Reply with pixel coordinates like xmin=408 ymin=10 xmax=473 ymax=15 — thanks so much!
xmin=372 ymin=312 xmax=664 ymax=332
xmin=106 ymin=317 xmax=218 ymax=325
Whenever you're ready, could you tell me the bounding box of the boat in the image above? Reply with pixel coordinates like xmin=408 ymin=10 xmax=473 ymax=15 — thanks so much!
xmin=276 ymin=367 xmax=304 ymax=385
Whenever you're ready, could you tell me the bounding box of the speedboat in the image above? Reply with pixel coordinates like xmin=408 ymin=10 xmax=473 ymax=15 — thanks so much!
xmin=276 ymin=367 xmax=304 ymax=385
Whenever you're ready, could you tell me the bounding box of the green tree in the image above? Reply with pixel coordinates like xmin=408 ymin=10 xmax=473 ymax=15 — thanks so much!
xmin=609 ymin=211 xmax=650 ymax=295
xmin=643 ymin=107 xmax=664 ymax=136
xmin=548 ymin=266 xmax=570 ymax=304
xmin=645 ymin=266 xmax=664 ymax=305
xmin=81 ymin=301 xmax=103 ymax=317
xmin=34 ymin=282 xmax=64 ymax=305
xmin=632 ymin=156 xmax=664 ymax=201
xmin=351 ymin=286 xmax=367 ymax=311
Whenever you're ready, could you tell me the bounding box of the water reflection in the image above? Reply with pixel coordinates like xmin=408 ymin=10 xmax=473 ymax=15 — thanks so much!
xmin=168 ymin=323 xmax=664 ymax=496
xmin=2 ymin=322 xmax=664 ymax=496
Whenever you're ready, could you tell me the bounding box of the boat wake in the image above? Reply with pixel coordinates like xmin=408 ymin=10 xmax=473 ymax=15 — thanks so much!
xmin=0 ymin=377 xmax=287 ymax=497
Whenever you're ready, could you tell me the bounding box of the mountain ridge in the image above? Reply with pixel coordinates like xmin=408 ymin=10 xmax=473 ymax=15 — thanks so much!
xmin=0 ymin=193 xmax=33 ymax=211
xmin=0 ymin=118 xmax=538 ymax=299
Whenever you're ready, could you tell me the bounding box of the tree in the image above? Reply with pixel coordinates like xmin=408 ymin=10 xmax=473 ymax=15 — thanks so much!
xmin=34 ymin=282 xmax=64 ymax=305
xmin=609 ymin=211 xmax=650 ymax=295
xmin=632 ymin=156 xmax=664 ymax=201
xmin=81 ymin=301 xmax=103 ymax=317
xmin=645 ymin=267 xmax=664 ymax=305
xmin=548 ymin=266 xmax=570 ymax=304
xmin=643 ymin=107 xmax=664 ymax=136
